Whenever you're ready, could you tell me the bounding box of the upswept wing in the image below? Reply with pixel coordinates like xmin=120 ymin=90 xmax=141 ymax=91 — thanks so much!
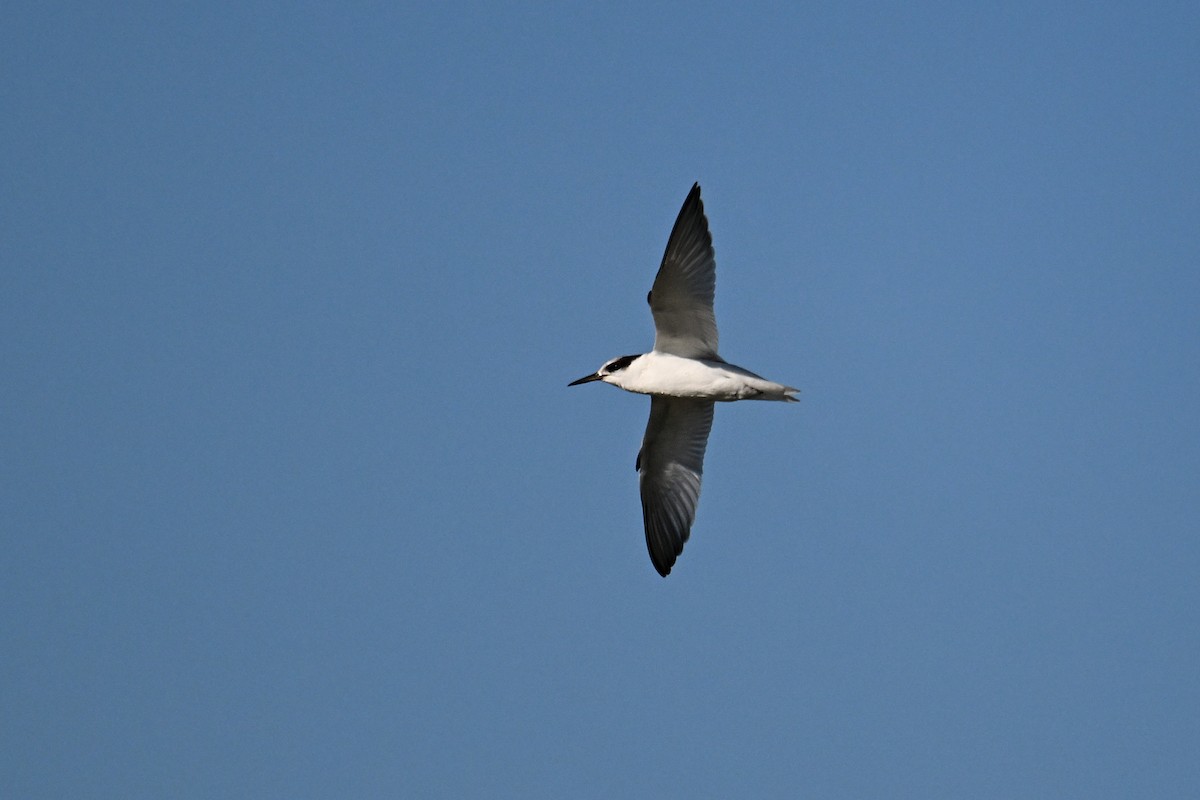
xmin=637 ymin=396 xmax=715 ymax=576
xmin=648 ymin=183 xmax=719 ymax=359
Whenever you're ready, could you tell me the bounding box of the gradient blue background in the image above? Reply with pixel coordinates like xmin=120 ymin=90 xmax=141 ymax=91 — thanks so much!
xmin=4 ymin=2 xmax=1198 ymax=797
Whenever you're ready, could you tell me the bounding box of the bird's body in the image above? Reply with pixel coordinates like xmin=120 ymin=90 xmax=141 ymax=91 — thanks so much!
xmin=570 ymin=183 xmax=797 ymax=576
xmin=595 ymin=351 xmax=797 ymax=403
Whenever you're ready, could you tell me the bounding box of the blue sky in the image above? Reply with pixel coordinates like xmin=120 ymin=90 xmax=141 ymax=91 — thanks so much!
xmin=3 ymin=2 xmax=1198 ymax=797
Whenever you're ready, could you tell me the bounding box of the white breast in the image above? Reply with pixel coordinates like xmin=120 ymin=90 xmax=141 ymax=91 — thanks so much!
xmin=611 ymin=352 xmax=752 ymax=401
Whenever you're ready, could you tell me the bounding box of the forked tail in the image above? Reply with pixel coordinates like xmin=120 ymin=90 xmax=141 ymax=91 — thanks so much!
xmin=747 ymin=381 xmax=800 ymax=402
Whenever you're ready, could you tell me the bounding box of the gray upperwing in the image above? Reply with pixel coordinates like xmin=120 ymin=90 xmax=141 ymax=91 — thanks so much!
xmin=648 ymin=183 xmax=719 ymax=359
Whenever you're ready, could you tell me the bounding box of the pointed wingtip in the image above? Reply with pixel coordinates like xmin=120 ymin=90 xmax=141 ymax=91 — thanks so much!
xmin=685 ymin=182 xmax=706 ymax=218
xmin=645 ymin=513 xmax=684 ymax=578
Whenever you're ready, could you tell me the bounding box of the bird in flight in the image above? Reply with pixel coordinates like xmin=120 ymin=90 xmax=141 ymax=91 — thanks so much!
xmin=569 ymin=183 xmax=798 ymax=576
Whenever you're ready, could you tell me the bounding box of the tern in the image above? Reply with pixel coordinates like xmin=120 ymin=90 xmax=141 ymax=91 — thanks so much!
xmin=569 ymin=183 xmax=798 ymax=577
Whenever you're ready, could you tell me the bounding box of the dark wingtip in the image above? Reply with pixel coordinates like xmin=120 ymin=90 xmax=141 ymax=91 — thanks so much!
xmin=646 ymin=525 xmax=681 ymax=577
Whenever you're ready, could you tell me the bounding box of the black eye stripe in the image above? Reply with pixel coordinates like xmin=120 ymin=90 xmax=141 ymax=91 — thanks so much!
xmin=605 ymin=354 xmax=640 ymax=373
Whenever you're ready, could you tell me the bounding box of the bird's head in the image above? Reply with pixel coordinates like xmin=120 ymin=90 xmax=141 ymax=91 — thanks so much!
xmin=568 ymin=354 xmax=641 ymax=388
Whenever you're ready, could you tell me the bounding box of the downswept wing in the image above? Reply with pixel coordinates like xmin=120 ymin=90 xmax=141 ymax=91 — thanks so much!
xmin=648 ymin=183 xmax=719 ymax=359
xmin=637 ymin=396 xmax=715 ymax=577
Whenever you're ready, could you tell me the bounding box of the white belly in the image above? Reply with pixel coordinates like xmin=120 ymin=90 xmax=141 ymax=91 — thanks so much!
xmin=617 ymin=352 xmax=777 ymax=401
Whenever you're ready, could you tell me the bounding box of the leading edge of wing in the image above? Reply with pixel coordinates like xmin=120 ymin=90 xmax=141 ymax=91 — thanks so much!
xmin=648 ymin=183 xmax=719 ymax=359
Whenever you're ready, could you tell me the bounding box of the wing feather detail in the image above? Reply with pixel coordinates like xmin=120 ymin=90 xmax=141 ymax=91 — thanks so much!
xmin=637 ymin=397 xmax=715 ymax=576
xmin=648 ymin=183 xmax=719 ymax=358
